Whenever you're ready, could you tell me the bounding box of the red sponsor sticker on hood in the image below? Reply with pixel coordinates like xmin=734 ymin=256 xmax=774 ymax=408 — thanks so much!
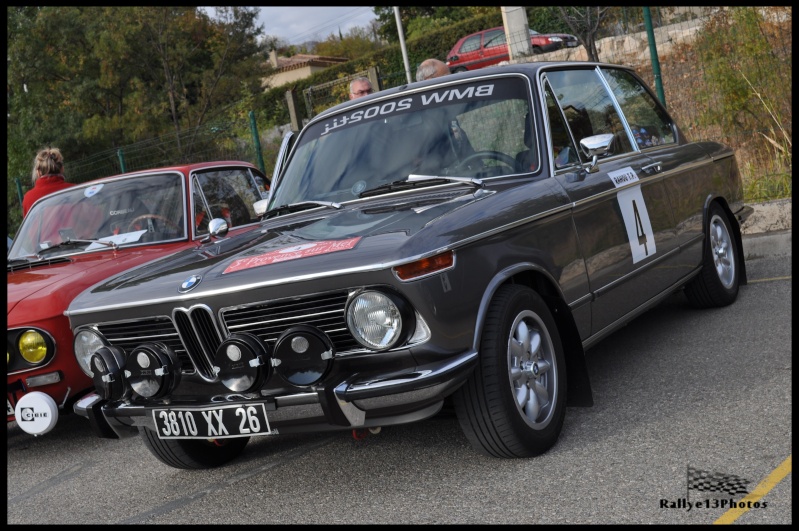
xmin=223 ymin=237 xmax=362 ymax=274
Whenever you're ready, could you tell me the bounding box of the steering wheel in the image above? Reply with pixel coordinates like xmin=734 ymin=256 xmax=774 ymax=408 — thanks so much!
xmin=127 ymin=214 xmax=181 ymax=233
xmin=457 ymin=150 xmax=517 ymax=172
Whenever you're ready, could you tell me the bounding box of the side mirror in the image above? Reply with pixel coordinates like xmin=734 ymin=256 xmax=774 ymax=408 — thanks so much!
xmin=253 ymin=199 xmax=269 ymax=218
xmin=208 ymin=218 xmax=229 ymax=238
xmin=200 ymin=218 xmax=229 ymax=244
xmin=579 ymin=133 xmax=615 ymax=173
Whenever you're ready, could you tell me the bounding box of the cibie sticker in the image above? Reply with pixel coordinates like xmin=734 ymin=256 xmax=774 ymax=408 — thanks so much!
xmin=223 ymin=237 xmax=362 ymax=274
xmin=607 ymin=166 xmax=639 ymax=188
xmin=83 ymin=184 xmax=104 ymax=198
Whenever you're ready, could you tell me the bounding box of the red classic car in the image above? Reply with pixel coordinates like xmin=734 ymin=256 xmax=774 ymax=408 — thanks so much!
xmin=7 ymin=161 xmax=270 ymax=435
xmin=446 ymin=26 xmax=579 ymax=72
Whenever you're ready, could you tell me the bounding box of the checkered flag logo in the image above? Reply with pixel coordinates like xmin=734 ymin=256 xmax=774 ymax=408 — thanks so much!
xmin=687 ymin=466 xmax=750 ymax=496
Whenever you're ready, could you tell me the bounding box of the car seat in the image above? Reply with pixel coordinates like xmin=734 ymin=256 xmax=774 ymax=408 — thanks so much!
xmin=515 ymin=112 xmax=537 ymax=172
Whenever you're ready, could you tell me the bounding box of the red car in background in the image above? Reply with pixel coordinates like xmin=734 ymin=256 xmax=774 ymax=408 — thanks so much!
xmin=7 ymin=161 xmax=270 ymax=436
xmin=446 ymin=26 xmax=579 ymax=72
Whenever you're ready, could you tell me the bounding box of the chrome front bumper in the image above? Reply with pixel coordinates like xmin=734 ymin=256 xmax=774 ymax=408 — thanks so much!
xmin=75 ymin=350 xmax=477 ymax=438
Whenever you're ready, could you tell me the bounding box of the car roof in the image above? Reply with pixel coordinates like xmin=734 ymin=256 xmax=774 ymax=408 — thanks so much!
xmin=314 ymin=61 xmax=629 ymax=122
xmin=79 ymin=160 xmax=261 ymax=186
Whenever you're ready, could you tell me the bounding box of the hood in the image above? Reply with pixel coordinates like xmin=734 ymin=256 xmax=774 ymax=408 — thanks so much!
xmin=67 ymin=188 xmax=496 ymax=313
xmin=7 ymin=244 xmax=194 ymax=322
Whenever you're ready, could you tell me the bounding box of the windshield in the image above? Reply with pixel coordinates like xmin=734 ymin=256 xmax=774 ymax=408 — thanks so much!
xmin=9 ymin=172 xmax=186 ymax=260
xmin=269 ymin=76 xmax=536 ymax=208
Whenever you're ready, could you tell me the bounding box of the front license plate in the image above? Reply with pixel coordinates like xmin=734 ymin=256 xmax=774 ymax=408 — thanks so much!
xmin=567 ymin=42 xmax=578 ymax=47
xmin=153 ymin=403 xmax=273 ymax=439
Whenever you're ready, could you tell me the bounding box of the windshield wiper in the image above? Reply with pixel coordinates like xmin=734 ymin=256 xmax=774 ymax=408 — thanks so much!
xmin=359 ymin=174 xmax=483 ymax=198
xmin=35 ymin=237 xmax=118 ymax=257
xmin=264 ymin=200 xmax=341 ymax=219
xmin=409 ymin=174 xmax=484 ymax=187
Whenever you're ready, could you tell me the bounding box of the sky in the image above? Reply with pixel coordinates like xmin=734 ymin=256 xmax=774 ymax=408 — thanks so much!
xmin=253 ymin=6 xmax=378 ymax=45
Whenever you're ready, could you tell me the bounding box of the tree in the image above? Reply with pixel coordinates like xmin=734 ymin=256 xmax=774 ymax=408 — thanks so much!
xmin=374 ymin=6 xmax=496 ymax=43
xmin=7 ymin=6 xmax=268 ymax=165
xmin=555 ymin=7 xmax=617 ymax=62
xmin=314 ymin=26 xmax=383 ymax=59
xmin=7 ymin=6 xmax=270 ymax=234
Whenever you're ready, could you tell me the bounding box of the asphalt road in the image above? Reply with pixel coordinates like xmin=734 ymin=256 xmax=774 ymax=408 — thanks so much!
xmin=7 ymin=237 xmax=791 ymax=524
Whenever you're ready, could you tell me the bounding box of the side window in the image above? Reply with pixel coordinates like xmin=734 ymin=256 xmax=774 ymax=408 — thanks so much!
xmin=192 ymin=179 xmax=211 ymax=235
xmin=546 ymin=68 xmax=634 ymax=157
xmin=484 ymin=29 xmax=506 ymax=48
xmin=194 ymin=169 xmax=263 ymax=229
xmin=544 ymin=82 xmax=581 ymax=169
xmin=457 ymin=97 xmax=535 ymax=176
xmin=600 ymin=67 xmax=675 ymax=147
xmin=459 ymin=34 xmax=482 ymax=54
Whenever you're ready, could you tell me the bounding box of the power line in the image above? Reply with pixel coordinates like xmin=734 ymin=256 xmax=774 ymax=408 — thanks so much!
xmin=263 ymin=7 xmax=375 ymax=44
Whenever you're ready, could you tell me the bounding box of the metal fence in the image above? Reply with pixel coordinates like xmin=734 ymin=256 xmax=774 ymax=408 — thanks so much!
xmin=16 ymin=7 xmax=791 ymax=209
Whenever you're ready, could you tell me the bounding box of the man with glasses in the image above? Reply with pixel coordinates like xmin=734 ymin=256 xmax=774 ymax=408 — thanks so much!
xmin=349 ymin=77 xmax=374 ymax=99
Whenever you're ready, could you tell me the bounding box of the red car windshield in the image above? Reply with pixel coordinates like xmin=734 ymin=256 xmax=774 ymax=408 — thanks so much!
xmin=10 ymin=173 xmax=186 ymax=260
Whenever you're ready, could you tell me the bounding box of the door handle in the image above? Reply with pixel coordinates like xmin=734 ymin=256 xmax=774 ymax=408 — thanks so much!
xmin=641 ymin=161 xmax=662 ymax=174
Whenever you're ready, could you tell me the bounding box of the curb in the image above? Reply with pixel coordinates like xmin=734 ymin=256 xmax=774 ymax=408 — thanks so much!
xmin=740 ymin=198 xmax=792 ymax=236
xmin=742 ymin=230 xmax=792 ymax=260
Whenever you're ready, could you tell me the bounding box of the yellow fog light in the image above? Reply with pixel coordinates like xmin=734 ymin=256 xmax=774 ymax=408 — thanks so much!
xmin=19 ymin=330 xmax=48 ymax=364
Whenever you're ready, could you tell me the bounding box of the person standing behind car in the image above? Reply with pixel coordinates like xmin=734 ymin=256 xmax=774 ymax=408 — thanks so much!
xmin=416 ymin=58 xmax=450 ymax=81
xmin=22 ymin=147 xmax=74 ymax=217
xmin=415 ymin=58 xmax=473 ymax=160
xmin=349 ymin=77 xmax=374 ymax=99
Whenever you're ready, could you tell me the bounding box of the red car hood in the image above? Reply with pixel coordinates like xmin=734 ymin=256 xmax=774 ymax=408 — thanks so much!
xmin=7 ymin=244 xmax=192 ymax=322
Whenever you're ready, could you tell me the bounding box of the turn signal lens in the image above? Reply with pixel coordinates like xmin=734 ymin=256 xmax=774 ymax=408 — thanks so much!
xmin=19 ymin=330 xmax=48 ymax=364
xmin=393 ymin=250 xmax=454 ymax=281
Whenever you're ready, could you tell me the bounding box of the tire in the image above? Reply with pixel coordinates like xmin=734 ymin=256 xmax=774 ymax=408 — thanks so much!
xmin=138 ymin=426 xmax=249 ymax=469
xmin=453 ymin=67 xmax=468 ymax=73
xmin=684 ymin=202 xmax=740 ymax=308
xmin=453 ymin=285 xmax=567 ymax=458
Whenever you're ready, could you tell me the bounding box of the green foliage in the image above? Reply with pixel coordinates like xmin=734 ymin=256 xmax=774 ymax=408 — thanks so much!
xmin=405 ymin=17 xmax=455 ymax=41
xmin=7 ymin=6 xmax=270 ymax=231
xmin=695 ymin=8 xmax=785 ymax=131
xmin=691 ymin=7 xmax=792 ymax=202
xmin=375 ymin=7 xmax=499 ymax=44
xmin=314 ymin=27 xmax=383 ymax=59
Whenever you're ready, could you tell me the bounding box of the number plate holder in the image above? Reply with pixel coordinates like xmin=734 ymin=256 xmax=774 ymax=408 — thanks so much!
xmin=152 ymin=403 xmax=273 ymax=439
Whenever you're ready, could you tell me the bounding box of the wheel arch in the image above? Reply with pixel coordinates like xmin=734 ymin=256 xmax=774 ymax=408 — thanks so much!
xmin=702 ymin=194 xmax=748 ymax=286
xmin=473 ymin=263 xmax=593 ymax=407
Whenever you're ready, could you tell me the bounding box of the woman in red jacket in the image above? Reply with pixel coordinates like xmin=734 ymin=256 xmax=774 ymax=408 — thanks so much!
xmin=22 ymin=147 xmax=75 ymax=217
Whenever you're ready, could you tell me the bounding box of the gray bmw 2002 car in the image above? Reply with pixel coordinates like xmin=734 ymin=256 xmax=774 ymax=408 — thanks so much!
xmin=67 ymin=62 xmax=752 ymax=469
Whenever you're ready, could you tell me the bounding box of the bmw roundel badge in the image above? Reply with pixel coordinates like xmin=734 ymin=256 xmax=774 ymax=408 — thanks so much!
xmin=179 ymin=275 xmax=202 ymax=293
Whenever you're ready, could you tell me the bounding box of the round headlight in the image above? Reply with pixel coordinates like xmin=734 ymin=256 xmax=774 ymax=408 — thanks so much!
xmin=272 ymin=326 xmax=333 ymax=387
xmin=90 ymin=346 xmax=129 ymax=401
xmin=19 ymin=330 xmax=48 ymax=364
xmin=125 ymin=343 xmax=181 ymax=399
xmin=74 ymin=329 xmax=106 ymax=376
xmin=346 ymin=291 xmax=413 ymax=350
xmin=213 ymin=333 xmax=269 ymax=393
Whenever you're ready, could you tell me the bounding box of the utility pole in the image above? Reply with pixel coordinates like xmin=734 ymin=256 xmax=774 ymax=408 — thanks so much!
xmin=394 ymin=7 xmax=413 ymax=84
xmin=501 ymin=7 xmax=532 ymax=62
